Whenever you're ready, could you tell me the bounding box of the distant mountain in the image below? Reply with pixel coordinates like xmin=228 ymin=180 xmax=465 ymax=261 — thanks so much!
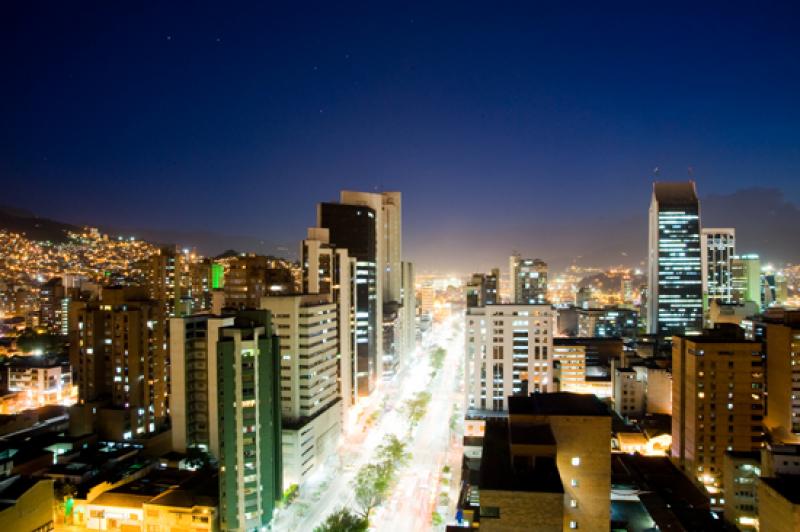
xmin=0 ymin=205 xmax=82 ymax=242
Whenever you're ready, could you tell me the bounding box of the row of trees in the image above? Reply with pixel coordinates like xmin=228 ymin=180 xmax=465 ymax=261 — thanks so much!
xmin=315 ymin=434 xmax=410 ymax=532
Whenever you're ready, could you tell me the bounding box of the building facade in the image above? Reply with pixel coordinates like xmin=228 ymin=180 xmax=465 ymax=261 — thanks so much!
xmin=216 ymin=310 xmax=282 ymax=531
xmin=509 ymin=255 xmax=548 ymax=304
xmin=465 ymin=304 xmax=554 ymax=412
xmin=700 ymin=228 xmax=736 ymax=310
xmin=647 ymin=182 xmax=703 ymax=341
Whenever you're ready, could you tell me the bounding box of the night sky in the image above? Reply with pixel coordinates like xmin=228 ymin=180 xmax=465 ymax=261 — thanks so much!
xmin=3 ymin=2 xmax=799 ymax=273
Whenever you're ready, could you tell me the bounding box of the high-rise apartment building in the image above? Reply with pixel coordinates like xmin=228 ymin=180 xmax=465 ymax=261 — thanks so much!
xmin=701 ymin=228 xmax=735 ymax=310
xmin=671 ymin=334 xmax=765 ymax=493
xmin=223 ymin=254 xmax=295 ymax=309
xmin=647 ymin=182 xmax=703 ymax=341
xmin=748 ymin=309 xmax=800 ymax=444
xmin=301 ymin=227 xmax=358 ymax=412
xmin=170 ymin=313 xmax=234 ymax=456
xmin=260 ymin=294 xmax=341 ymax=487
xmin=401 ymin=261 xmax=416 ymax=359
xmin=216 ymin=310 xmax=282 ymax=531
xmin=509 ymin=254 xmax=548 ymax=304
xmin=69 ymin=286 xmax=168 ymax=440
xmin=465 ymin=304 xmax=554 ymax=411
xmin=731 ymin=254 xmax=762 ymax=307
xmin=465 ymin=269 xmax=500 ymax=308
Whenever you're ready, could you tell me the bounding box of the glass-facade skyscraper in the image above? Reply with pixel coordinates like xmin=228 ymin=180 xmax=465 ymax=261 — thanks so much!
xmin=647 ymin=182 xmax=703 ymax=341
xmin=700 ymin=228 xmax=735 ymax=309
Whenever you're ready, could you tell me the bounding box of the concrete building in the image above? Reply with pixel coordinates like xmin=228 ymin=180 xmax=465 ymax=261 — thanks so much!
xmin=509 ymin=254 xmax=548 ymax=304
xmin=69 ymin=287 xmax=168 ymax=441
xmin=552 ymin=338 xmax=619 ymax=398
xmin=758 ymin=475 xmax=800 ymax=532
xmin=701 ymin=228 xmax=736 ymax=311
xmin=465 ymin=304 xmax=554 ymax=412
xmin=169 ymin=314 xmax=234 ymax=457
xmin=722 ymin=451 xmax=760 ymax=530
xmin=506 ymin=393 xmax=611 ymax=531
xmin=465 ymin=270 xmax=500 ymax=308
xmin=260 ymin=294 xmax=341 ymax=488
xmin=223 ymin=255 xmax=295 ymax=309
xmin=216 ymin=310 xmax=282 ymax=530
xmin=707 ymin=300 xmax=759 ymax=328
xmin=731 ymin=254 xmax=762 ymax=307
xmin=0 ymin=476 xmax=54 ymax=531
xmin=671 ymin=334 xmax=765 ymax=494
xmin=301 ymin=227 xmax=357 ymax=415
xmin=318 ymin=199 xmax=380 ymax=397
xmin=643 ymin=366 xmax=672 ymax=416
xmin=748 ymin=310 xmax=800 ymax=444
xmin=576 ymin=306 xmax=638 ymax=340
xmin=613 ymin=367 xmax=645 ymax=419
xmin=647 ymin=182 xmax=703 ymax=341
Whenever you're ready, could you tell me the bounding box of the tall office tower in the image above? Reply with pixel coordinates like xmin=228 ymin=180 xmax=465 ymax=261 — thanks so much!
xmin=748 ymin=310 xmax=800 ymax=444
xmin=223 ymin=255 xmax=295 ymax=309
xmin=672 ymin=333 xmax=765 ymax=493
xmin=465 ymin=269 xmax=500 ymax=308
xmin=576 ymin=307 xmax=639 ymax=340
xmin=465 ymin=304 xmax=555 ymax=411
xmin=318 ymin=198 xmax=380 ymax=396
xmin=731 ymin=254 xmax=762 ymax=306
xmin=401 ymin=261 xmax=416 ymax=359
xmin=647 ymin=182 xmax=703 ymax=341
xmin=146 ymin=246 xmax=183 ymax=317
xmin=69 ymin=287 xmax=168 ymax=440
xmin=509 ymin=254 xmax=548 ymax=304
xmin=261 ymin=294 xmax=341 ymax=487
xmin=701 ymin=228 xmax=736 ymax=310
xmin=381 ymin=191 xmax=402 ymax=303
xmin=170 ymin=314 xmax=234 ymax=456
xmin=217 ymin=310 xmax=282 ymax=531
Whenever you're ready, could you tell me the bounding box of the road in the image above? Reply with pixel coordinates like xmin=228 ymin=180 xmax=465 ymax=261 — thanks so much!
xmin=272 ymin=311 xmax=464 ymax=531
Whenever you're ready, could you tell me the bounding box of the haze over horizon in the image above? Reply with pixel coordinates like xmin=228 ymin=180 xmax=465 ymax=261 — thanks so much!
xmin=3 ymin=2 xmax=799 ymax=272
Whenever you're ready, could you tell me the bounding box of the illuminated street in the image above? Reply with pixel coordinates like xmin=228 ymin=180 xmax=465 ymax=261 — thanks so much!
xmin=273 ymin=309 xmax=464 ymax=531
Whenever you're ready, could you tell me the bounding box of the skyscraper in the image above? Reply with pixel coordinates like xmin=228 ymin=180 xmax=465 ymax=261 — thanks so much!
xmin=647 ymin=182 xmax=703 ymax=341
xmin=731 ymin=254 xmax=762 ymax=306
xmin=700 ymin=228 xmax=735 ymax=310
xmin=465 ymin=269 xmax=500 ymax=308
xmin=509 ymin=254 xmax=548 ymax=304
xmin=217 ymin=310 xmax=282 ymax=531
xmin=318 ymin=201 xmax=379 ymax=396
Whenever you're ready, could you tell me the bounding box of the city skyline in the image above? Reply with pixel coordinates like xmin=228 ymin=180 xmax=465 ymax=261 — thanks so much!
xmin=3 ymin=3 xmax=800 ymax=273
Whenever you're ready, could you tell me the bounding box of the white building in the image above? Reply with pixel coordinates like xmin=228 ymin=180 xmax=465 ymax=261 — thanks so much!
xmin=465 ymin=304 xmax=554 ymax=412
xmin=701 ymin=228 xmax=736 ymax=309
xmin=169 ymin=314 xmax=234 ymax=457
xmin=261 ymin=294 xmax=341 ymax=488
xmin=613 ymin=367 xmax=645 ymax=419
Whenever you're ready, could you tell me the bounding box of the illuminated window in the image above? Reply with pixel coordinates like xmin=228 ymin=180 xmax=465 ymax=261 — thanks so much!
xmin=571 ymin=456 xmax=581 ymax=466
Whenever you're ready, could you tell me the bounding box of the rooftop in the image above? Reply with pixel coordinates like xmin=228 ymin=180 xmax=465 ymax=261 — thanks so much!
xmin=761 ymin=476 xmax=800 ymax=505
xmin=479 ymin=419 xmax=563 ymax=494
xmin=653 ymin=181 xmax=698 ymax=205
xmin=508 ymin=392 xmax=610 ymax=417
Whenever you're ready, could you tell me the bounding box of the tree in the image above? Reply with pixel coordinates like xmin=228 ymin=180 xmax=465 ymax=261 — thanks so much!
xmin=403 ymin=391 xmax=432 ymax=431
xmin=376 ymin=434 xmax=409 ymax=470
xmin=314 ymin=507 xmax=368 ymax=532
xmin=430 ymin=346 xmax=446 ymax=372
xmin=353 ymin=462 xmax=391 ymax=520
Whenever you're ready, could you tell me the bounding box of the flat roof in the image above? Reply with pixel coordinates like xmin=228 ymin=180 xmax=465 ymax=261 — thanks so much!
xmin=479 ymin=419 xmax=563 ymax=494
xmin=508 ymin=392 xmax=610 ymax=417
xmin=761 ymin=476 xmax=800 ymax=505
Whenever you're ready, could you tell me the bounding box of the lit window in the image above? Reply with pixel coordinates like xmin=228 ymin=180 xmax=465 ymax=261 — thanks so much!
xmin=571 ymin=456 xmax=581 ymax=466
xmin=571 ymin=479 xmax=578 ymax=487
xmin=570 ymin=499 xmax=578 ymax=508
xmin=570 ymin=521 xmax=578 ymax=529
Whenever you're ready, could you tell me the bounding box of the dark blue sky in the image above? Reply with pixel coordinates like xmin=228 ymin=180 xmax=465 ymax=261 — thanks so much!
xmin=2 ymin=2 xmax=799 ymax=272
